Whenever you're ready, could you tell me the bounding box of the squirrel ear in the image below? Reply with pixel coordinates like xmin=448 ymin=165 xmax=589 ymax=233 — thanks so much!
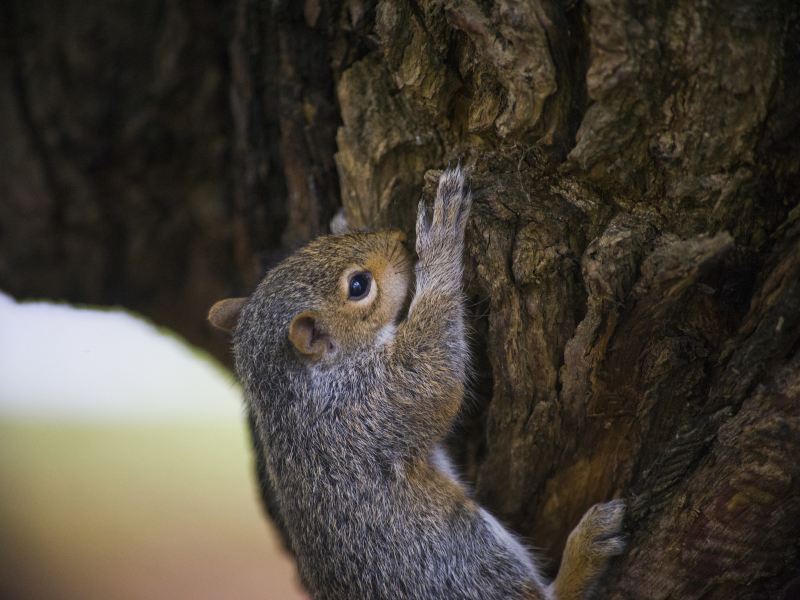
xmin=288 ymin=311 xmax=330 ymax=360
xmin=208 ymin=297 xmax=247 ymax=332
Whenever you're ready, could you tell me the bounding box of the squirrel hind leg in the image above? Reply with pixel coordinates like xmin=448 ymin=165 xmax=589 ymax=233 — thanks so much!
xmin=547 ymin=500 xmax=627 ymax=600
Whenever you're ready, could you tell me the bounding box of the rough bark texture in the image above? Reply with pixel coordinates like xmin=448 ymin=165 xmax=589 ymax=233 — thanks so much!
xmin=2 ymin=0 xmax=800 ymax=597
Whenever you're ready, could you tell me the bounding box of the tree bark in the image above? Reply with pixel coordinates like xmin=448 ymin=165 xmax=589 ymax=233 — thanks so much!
xmin=2 ymin=0 xmax=799 ymax=597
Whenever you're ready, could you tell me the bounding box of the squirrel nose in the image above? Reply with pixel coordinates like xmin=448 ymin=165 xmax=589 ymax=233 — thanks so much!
xmin=389 ymin=230 xmax=407 ymax=243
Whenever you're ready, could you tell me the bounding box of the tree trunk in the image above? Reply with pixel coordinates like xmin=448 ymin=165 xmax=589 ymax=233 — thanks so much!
xmin=2 ymin=0 xmax=799 ymax=597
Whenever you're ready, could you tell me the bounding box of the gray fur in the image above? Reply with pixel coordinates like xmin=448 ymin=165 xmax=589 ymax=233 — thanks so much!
xmin=231 ymin=167 xmax=624 ymax=599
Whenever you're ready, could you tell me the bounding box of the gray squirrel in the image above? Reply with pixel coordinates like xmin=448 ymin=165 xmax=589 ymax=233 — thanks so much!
xmin=209 ymin=167 xmax=626 ymax=599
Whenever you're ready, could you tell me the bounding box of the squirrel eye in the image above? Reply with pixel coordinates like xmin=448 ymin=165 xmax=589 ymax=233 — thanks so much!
xmin=347 ymin=272 xmax=372 ymax=300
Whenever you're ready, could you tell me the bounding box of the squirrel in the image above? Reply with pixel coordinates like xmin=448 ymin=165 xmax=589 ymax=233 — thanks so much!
xmin=209 ymin=167 xmax=626 ymax=600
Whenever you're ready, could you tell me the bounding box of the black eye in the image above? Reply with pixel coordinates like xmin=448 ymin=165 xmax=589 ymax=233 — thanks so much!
xmin=348 ymin=272 xmax=372 ymax=300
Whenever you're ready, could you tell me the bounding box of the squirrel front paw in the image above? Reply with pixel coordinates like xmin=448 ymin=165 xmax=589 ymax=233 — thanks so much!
xmin=415 ymin=166 xmax=471 ymax=288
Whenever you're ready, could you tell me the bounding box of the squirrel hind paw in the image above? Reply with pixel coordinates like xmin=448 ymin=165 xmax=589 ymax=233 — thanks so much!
xmin=581 ymin=499 xmax=627 ymax=556
xmin=551 ymin=500 xmax=627 ymax=600
xmin=592 ymin=534 xmax=627 ymax=558
xmin=586 ymin=499 xmax=626 ymax=526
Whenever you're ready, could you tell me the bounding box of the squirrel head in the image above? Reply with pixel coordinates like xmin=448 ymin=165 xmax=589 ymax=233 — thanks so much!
xmin=209 ymin=229 xmax=412 ymax=363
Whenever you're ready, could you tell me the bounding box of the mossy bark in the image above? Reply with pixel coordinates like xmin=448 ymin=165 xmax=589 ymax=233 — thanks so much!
xmin=2 ymin=0 xmax=799 ymax=596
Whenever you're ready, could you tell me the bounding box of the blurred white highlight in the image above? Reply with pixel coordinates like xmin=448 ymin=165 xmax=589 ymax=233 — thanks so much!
xmin=0 ymin=291 xmax=242 ymax=422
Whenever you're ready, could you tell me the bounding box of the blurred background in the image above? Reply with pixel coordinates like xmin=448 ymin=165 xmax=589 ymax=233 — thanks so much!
xmin=0 ymin=1 xmax=311 ymax=597
xmin=0 ymin=292 xmax=303 ymax=599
